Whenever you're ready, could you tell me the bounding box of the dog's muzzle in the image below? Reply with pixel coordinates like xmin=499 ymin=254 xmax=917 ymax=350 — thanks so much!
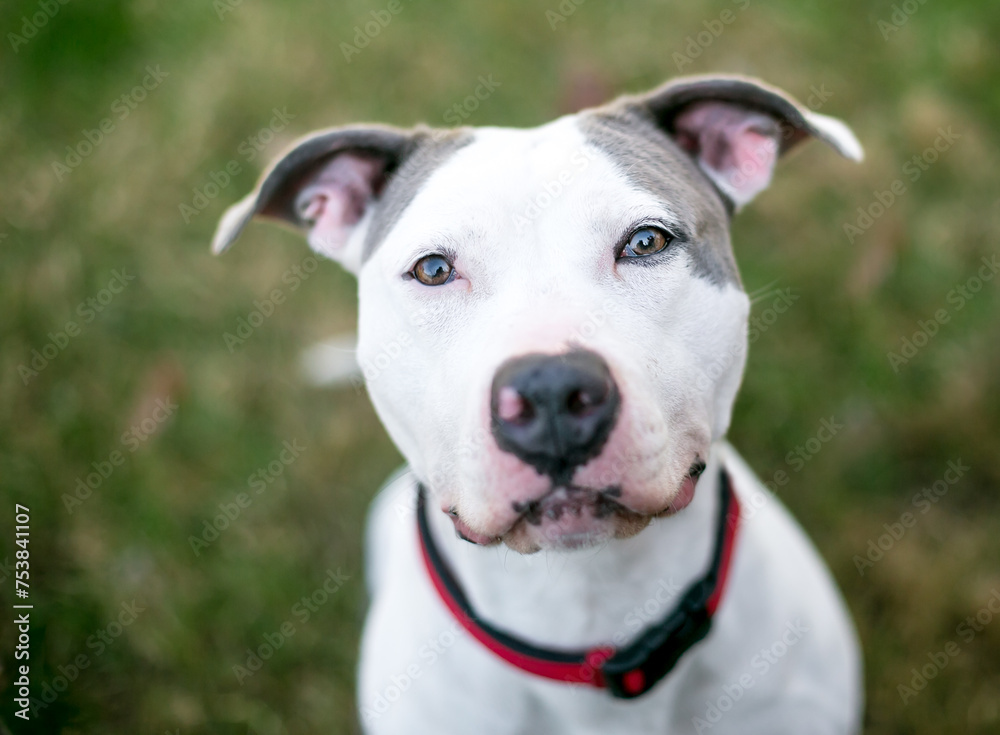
xmin=490 ymin=349 xmax=620 ymax=480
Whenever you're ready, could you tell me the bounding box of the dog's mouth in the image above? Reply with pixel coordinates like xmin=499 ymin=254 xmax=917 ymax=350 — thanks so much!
xmin=504 ymin=485 xmax=645 ymax=551
xmin=448 ymin=460 xmax=708 ymax=552
xmin=512 ymin=484 xmax=627 ymax=526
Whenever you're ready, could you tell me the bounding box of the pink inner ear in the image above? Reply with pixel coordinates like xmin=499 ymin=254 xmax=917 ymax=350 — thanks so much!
xmin=295 ymin=153 xmax=385 ymax=257
xmin=673 ymin=102 xmax=780 ymax=207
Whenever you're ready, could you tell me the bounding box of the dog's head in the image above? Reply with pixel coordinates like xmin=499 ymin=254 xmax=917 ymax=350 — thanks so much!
xmin=214 ymin=75 xmax=861 ymax=553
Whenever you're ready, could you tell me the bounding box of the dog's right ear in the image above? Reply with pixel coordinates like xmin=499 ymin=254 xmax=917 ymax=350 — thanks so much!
xmin=211 ymin=125 xmax=421 ymax=273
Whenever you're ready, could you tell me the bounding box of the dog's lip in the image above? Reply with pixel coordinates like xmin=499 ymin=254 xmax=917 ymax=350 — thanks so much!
xmin=449 ymin=513 xmax=502 ymax=546
xmin=443 ymin=459 xmax=707 ymax=544
xmin=655 ymin=473 xmax=697 ymax=517
xmin=510 ymin=458 xmax=707 ymax=524
xmin=442 ymin=487 xmax=629 ymax=544
xmin=653 ymin=459 xmax=707 ymax=517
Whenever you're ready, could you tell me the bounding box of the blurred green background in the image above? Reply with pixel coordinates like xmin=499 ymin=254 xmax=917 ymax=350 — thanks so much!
xmin=1 ymin=0 xmax=998 ymax=732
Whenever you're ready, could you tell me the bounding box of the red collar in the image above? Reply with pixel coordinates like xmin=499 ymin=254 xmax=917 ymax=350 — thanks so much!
xmin=416 ymin=468 xmax=741 ymax=699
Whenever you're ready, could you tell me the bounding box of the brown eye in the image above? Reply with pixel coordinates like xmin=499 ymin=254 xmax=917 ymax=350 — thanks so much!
xmin=412 ymin=254 xmax=454 ymax=286
xmin=621 ymin=227 xmax=673 ymax=258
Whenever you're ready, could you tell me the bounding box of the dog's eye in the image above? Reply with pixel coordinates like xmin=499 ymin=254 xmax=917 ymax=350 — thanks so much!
xmin=620 ymin=227 xmax=673 ymax=259
xmin=412 ymin=254 xmax=454 ymax=286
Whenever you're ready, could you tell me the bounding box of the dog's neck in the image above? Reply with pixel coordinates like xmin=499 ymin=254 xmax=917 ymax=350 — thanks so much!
xmin=425 ymin=443 xmax=725 ymax=649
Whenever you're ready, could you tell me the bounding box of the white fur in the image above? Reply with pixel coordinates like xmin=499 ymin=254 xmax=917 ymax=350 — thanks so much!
xmin=359 ymin=444 xmax=861 ymax=733
xmin=358 ymin=120 xmax=750 ymax=540
xmin=351 ymin=118 xmax=862 ymax=732
xmin=803 ymin=111 xmax=865 ymax=162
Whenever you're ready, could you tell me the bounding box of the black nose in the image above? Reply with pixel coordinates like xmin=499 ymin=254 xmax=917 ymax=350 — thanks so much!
xmin=490 ymin=350 xmax=620 ymax=479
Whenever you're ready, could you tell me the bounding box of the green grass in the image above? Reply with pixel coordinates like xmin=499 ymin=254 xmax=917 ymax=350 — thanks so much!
xmin=1 ymin=0 xmax=999 ymax=732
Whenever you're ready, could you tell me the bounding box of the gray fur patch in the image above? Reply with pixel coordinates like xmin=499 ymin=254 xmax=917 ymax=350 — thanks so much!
xmin=577 ymin=105 xmax=741 ymax=287
xmin=362 ymin=130 xmax=473 ymax=262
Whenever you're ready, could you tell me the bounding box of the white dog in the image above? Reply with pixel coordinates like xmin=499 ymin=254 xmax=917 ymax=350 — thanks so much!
xmin=214 ymin=74 xmax=864 ymax=734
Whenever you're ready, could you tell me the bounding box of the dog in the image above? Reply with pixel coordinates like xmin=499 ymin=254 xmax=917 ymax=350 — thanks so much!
xmin=213 ymin=74 xmax=864 ymax=734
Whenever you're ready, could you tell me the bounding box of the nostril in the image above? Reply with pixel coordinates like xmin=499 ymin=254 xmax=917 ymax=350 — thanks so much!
xmin=565 ymin=380 xmax=609 ymax=416
xmin=566 ymin=389 xmax=593 ymax=416
xmin=497 ymin=386 xmax=534 ymax=425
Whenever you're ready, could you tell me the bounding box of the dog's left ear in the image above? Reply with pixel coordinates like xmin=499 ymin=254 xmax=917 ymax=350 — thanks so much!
xmin=627 ymin=75 xmax=863 ymax=209
xmin=211 ymin=125 xmax=428 ymax=273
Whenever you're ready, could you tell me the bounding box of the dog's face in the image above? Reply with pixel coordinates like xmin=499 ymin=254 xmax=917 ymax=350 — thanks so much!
xmin=214 ymin=75 xmax=861 ymax=553
xmin=356 ymin=116 xmax=746 ymax=553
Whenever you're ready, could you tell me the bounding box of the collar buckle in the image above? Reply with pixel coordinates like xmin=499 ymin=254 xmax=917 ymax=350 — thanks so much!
xmin=600 ymin=606 xmax=712 ymax=698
